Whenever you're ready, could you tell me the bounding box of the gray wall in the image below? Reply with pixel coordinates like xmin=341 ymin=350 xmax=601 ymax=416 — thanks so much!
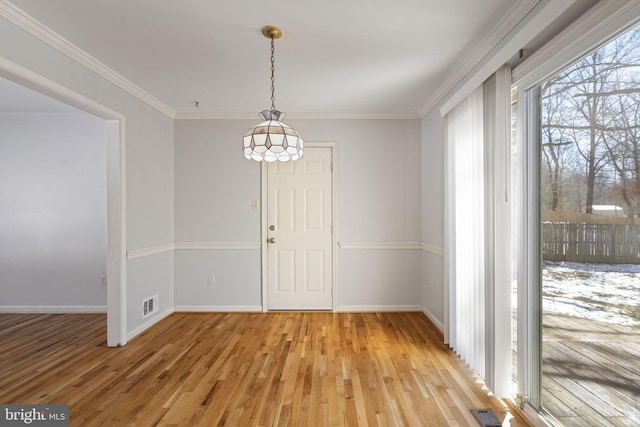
xmin=174 ymin=118 xmax=422 ymax=309
xmin=1 ymin=10 xmax=444 ymax=333
xmin=174 ymin=119 xmax=261 ymax=309
xmin=0 ymin=15 xmax=174 ymax=335
xmin=421 ymin=108 xmax=446 ymax=328
xmin=0 ymin=113 xmax=106 ymax=307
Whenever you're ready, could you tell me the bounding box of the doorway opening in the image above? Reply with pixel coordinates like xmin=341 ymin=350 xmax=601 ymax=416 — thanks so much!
xmin=0 ymin=59 xmax=126 ymax=347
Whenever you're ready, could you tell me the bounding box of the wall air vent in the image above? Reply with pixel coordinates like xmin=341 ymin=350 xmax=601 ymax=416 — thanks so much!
xmin=142 ymin=295 xmax=159 ymax=318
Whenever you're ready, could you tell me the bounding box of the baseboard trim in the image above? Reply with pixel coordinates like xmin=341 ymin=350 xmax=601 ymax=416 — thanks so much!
xmin=174 ymin=305 xmax=263 ymax=312
xmin=127 ymin=307 xmax=175 ymax=341
xmin=0 ymin=305 xmax=107 ymax=313
xmin=421 ymin=307 xmax=445 ymax=333
xmin=336 ymin=305 xmax=422 ymax=312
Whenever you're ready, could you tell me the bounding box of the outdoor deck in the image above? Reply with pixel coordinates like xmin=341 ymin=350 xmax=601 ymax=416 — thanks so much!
xmin=542 ymin=313 xmax=640 ymax=426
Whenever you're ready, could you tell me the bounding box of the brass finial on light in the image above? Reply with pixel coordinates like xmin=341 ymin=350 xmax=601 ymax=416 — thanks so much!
xmin=262 ymin=26 xmax=282 ymax=40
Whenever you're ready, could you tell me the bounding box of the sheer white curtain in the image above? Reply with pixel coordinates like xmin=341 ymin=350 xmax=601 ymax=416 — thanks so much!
xmin=445 ymin=67 xmax=512 ymax=397
xmin=446 ymin=85 xmax=486 ymax=379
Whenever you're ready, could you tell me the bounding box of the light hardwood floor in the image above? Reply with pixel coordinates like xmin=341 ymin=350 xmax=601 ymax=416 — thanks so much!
xmin=0 ymin=312 xmax=529 ymax=426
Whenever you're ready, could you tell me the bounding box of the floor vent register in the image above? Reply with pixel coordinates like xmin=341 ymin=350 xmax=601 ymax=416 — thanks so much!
xmin=470 ymin=409 xmax=502 ymax=427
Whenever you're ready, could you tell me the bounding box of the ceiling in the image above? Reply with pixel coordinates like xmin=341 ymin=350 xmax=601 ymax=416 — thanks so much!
xmin=36 ymin=3 xmax=636 ymax=119
xmin=3 ymin=0 xmax=526 ymax=116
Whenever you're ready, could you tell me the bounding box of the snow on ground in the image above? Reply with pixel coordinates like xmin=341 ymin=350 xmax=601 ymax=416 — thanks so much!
xmin=542 ymin=260 xmax=640 ymax=328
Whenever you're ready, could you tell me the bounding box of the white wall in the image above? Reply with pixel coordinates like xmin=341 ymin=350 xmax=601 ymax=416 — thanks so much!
xmin=174 ymin=118 xmax=422 ymax=310
xmin=0 ymin=16 xmax=174 ymax=335
xmin=0 ymin=113 xmax=106 ymax=308
xmin=421 ymin=108 xmax=446 ymax=329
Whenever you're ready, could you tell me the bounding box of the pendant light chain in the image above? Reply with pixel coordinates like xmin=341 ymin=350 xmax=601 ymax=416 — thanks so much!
xmin=270 ymin=37 xmax=276 ymax=111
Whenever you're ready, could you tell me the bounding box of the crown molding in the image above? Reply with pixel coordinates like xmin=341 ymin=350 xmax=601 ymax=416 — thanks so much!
xmin=174 ymin=112 xmax=260 ymax=120
xmin=174 ymin=111 xmax=420 ymax=120
xmin=0 ymin=1 xmax=176 ymax=119
xmin=440 ymin=0 xmax=582 ymax=117
xmin=418 ymin=0 xmax=540 ymax=118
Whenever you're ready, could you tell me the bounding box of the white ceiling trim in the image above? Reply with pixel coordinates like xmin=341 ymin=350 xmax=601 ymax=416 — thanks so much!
xmin=440 ymin=0 xmax=580 ymax=117
xmin=0 ymin=55 xmax=124 ymax=120
xmin=175 ymin=111 xmax=420 ymax=120
xmin=0 ymin=1 xmax=176 ymax=119
xmin=417 ymin=0 xmax=539 ymax=118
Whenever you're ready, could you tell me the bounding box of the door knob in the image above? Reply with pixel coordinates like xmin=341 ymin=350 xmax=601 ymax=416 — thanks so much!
xmin=268 ymin=237 xmax=276 ymax=244
xmin=269 ymin=225 xmax=275 ymax=231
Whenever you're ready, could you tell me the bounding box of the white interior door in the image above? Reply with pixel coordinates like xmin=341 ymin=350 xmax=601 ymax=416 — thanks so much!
xmin=267 ymin=146 xmax=333 ymax=310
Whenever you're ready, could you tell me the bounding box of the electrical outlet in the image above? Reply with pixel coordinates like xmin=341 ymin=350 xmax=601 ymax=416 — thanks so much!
xmin=100 ymin=276 xmax=107 ymax=286
xmin=208 ymin=274 xmax=216 ymax=286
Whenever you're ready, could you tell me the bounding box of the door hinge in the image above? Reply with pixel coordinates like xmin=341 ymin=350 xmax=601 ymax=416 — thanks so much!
xmin=331 ymin=162 xmax=333 ymax=172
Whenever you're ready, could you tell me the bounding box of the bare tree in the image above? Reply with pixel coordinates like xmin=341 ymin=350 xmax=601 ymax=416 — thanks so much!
xmin=566 ymin=51 xmax=615 ymax=213
xmin=601 ymin=89 xmax=640 ymax=221
xmin=595 ymin=28 xmax=640 ymax=221
xmin=541 ymin=77 xmax=576 ymax=211
xmin=541 ymin=26 xmax=640 ymax=217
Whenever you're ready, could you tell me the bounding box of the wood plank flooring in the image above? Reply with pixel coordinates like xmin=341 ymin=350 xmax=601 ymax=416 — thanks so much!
xmin=542 ymin=313 xmax=640 ymax=427
xmin=0 ymin=312 xmax=528 ymax=426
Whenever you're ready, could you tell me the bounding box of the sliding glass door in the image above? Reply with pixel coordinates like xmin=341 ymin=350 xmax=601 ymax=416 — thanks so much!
xmin=521 ymin=23 xmax=640 ymax=427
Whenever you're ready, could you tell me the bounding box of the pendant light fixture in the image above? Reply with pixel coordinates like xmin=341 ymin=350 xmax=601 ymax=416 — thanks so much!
xmin=243 ymin=26 xmax=303 ymax=162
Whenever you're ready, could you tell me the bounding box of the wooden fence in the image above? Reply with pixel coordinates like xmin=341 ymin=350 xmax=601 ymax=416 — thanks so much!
xmin=542 ymin=222 xmax=640 ymax=264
